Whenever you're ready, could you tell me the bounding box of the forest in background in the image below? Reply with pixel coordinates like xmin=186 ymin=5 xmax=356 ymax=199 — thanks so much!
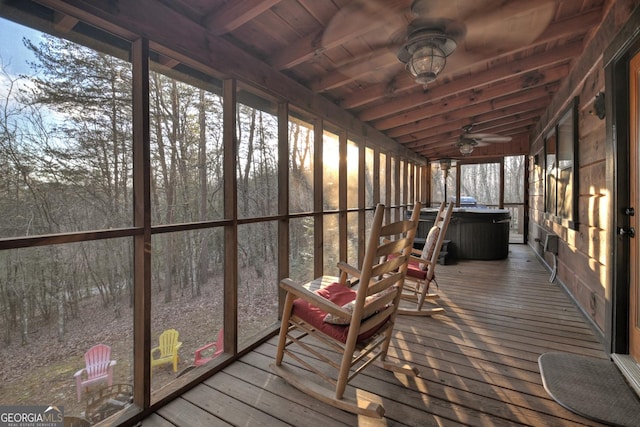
xmin=0 ymin=33 xmax=320 ymax=348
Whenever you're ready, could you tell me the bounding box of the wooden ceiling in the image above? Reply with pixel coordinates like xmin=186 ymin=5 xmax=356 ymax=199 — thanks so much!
xmin=25 ymin=0 xmax=610 ymax=161
xmin=167 ymin=0 xmax=609 ymax=160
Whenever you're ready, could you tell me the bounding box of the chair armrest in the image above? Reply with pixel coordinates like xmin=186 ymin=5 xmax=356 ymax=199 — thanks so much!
xmin=336 ymin=261 xmax=360 ymax=279
xmin=109 ymin=360 xmax=117 ymax=367
xmin=195 ymin=341 xmax=218 ymax=357
xmin=409 ymin=254 xmax=424 ymax=264
xmin=280 ymin=278 xmax=352 ymax=320
xmin=151 ymin=346 xmax=160 ymax=357
xmin=74 ymin=368 xmax=86 ymax=378
xmin=176 ymin=342 xmax=182 ymax=351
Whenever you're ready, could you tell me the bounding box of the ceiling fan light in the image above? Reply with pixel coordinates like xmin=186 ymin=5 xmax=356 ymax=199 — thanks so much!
xmin=459 ymin=141 xmax=474 ymax=156
xmin=407 ymin=44 xmax=446 ymax=85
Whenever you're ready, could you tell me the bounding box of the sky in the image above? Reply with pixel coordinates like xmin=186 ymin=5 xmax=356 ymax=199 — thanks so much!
xmin=0 ymin=16 xmax=43 ymax=75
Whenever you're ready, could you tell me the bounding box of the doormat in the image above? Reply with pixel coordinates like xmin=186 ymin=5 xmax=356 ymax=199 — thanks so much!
xmin=539 ymin=352 xmax=640 ymax=427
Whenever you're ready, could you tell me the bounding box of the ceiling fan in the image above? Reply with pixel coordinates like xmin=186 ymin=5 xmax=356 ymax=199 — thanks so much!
xmin=320 ymin=0 xmax=556 ymax=86
xmin=455 ymin=124 xmax=512 ymax=156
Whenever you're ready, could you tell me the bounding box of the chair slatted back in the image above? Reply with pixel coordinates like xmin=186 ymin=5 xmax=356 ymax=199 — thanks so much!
xmin=345 ymin=203 xmax=421 ymax=344
xmin=85 ymin=344 xmax=112 ymax=380
xmin=426 ymin=202 xmax=453 ymax=280
xmin=158 ymin=329 xmax=179 ymax=357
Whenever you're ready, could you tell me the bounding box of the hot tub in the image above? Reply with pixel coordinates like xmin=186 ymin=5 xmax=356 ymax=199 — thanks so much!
xmin=415 ymin=207 xmax=510 ymax=260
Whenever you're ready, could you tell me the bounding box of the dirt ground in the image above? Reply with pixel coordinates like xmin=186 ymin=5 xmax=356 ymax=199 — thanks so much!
xmin=0 ymin=283 xmax=276 ymax=421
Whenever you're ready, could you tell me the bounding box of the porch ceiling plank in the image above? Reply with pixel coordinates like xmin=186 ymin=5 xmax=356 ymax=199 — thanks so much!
xmin=358 ymin=61 xmax=569 ymax=126
xmin=203 ymin=0 xmax=283 ymax=36
xmin=388 ymin=97 xmax=551 ymax=141
xmin=339 ymin=9 xmax=600 ymax=111
xmin=534 ymin=0 xmax=637 ymax=143
xmin=20 ymin=0 xmax=613 ymax=162
xmin=421 ymin=133 xmax=530 ymax=159
xmin=409 ymin=117 xmax=540 ymax=156
xmin=309 ymin=49 xmax=401 ymax=93
xmin=52 ymin=11 xmax=77 ymax=32
xmin=400 ymin=107 xmax=547 ymax=150
xmin=155 ymin=0 xmax=210 ymax=25
xmin=376 ymin=75 xmax=564 ymax=136
xmin=269 ymin=0 xmax=406 ymax=71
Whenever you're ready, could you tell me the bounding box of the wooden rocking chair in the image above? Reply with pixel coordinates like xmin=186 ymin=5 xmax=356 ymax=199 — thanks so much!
xmin=271 ymin=203 xmax=421 ymax=418
xmin=398 ymin=201 xmax=453 ymax=316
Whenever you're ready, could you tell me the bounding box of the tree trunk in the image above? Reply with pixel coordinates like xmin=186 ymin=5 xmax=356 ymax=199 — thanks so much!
xmin=196 ymin=89 xmax=208 ymax=297
xmin=57 ymin=280 xmax=65 ymax=342
xmin=21 ymin=287 xmax=28 ymax=345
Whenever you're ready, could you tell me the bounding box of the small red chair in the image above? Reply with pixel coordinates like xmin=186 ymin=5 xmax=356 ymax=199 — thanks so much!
xmin=194 ymin=328 xmax=224 ymax=366
xmin=74 ymin=344 xmax=116 ymax=401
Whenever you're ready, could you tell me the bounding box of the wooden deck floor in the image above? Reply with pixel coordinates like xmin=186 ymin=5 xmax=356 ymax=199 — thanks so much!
xmin=141 ymin=244 xmax=609 ymax=426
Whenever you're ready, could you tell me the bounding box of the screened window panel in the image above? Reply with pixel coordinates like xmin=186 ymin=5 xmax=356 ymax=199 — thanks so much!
xmin=289 ymin=115 xmax=314 ymax=213
xmin=323 ymin=131 xmax=340 ymax=211
xmin=236 ymin=90 xmax=279 ymax=219
xmin=149 ymin=65 xmax=224 ymax=225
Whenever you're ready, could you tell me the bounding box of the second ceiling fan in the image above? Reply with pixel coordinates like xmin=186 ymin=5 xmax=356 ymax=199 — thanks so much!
xmin=455 ymin=124 xmax=512 ymax=156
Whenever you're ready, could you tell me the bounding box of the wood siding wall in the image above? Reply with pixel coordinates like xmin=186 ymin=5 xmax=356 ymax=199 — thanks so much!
xmin=528 ymin=0 xmax=638 ymax=337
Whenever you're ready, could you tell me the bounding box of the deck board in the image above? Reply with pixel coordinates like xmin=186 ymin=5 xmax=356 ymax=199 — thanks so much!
xmin=142 ymin=244 xmax=609 ymax=426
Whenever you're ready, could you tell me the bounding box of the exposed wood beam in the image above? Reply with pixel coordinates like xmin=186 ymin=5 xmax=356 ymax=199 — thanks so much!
xmin=53 ymin=11 xmax=78 ymax=32
xmin=416 ymin=129 xmax=532 ymax=159
xmin=399 ymin=106 xmax=547 ymax=148
xmin=157 ymin=54 xmax=179 ymax=69
xmin=388 ymin=96 xmax=551 ymax=140
xmin=155 ymin=0 xmax=204 ymax=24
xmin=204 ymin=0 xmax=282 ymax=36
xmin=373 ymin=66 xmax=566 ymax=131
xmin=413 ymin=119 xmax=542 ymax=153
xmin=341 ymin=9 xmax=600 ymax=110
xmin=310 ymin=50 xmax=401 ymax=93
xmin=406 ymin=113 xmax=544 ymax=151
xmin=359 ymin=42 xmax=580 ymax=123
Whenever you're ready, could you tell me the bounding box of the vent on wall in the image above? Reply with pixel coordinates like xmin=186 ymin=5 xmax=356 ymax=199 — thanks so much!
xmin=544 ymin=234 xmax=559 ymax=255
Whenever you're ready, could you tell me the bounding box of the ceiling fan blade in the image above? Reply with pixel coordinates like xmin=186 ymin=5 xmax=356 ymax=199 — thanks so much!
xmin=463 ymin=0 xmax=556 ymax=53
xmin=319 ymin=1 xmax=409 ymax=84
xmin=411 ymin=0 xmax=506 ymax=23
xmin=466 ymin=133 xmax=513 ymax=143
xmin=313 ymin=49 xmax=404 ymax=89
xmin=474 ymin=141 xmax=491 ymax=147
xmin=440 ymin=44 xmax=487 ymax=74
xmin=321 ymin=0 xmax=408 ymax=51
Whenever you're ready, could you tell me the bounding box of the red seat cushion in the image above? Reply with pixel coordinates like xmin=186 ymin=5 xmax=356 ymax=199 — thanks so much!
xmin=292 ymin=281 xmax=385 ymax=343
xmin=407 ymin=259 xmax=428 ymax=280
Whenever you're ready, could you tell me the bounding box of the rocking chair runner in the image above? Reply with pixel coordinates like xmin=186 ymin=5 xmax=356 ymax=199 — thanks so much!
xmin=399 ymin=201 xmax=453 ymax=316
xmin=271 ymin=203 xmax=421 ymax=418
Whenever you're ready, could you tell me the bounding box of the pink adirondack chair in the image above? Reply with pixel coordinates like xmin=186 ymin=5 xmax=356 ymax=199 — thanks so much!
xmin=194 ymin=328 xmax=224 ymax=367
xmin=74 ymin=344 xmax=116 ymax=402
